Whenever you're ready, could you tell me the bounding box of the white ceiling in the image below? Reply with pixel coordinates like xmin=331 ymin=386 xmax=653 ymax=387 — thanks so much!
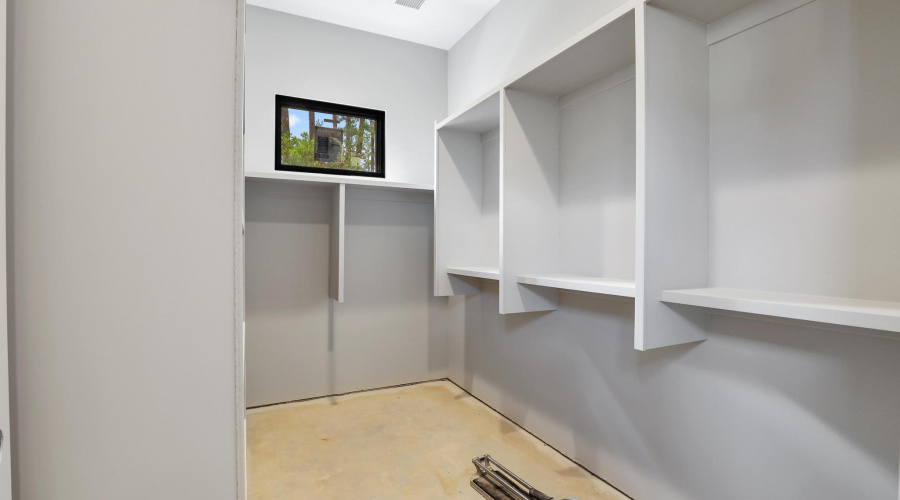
xmin=248 ymin=0 xmax=503 ymax=50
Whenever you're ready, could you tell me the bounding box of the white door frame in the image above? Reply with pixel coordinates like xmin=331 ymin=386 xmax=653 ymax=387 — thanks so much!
xmin=232 ymin=1 xmax=247 ymax=499
xmin=0 ymin=0 xmax=11 ymax=497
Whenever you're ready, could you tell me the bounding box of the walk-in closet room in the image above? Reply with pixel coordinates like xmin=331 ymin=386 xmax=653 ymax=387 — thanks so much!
xmin=6 ymin=0 xmax=899 ymax=499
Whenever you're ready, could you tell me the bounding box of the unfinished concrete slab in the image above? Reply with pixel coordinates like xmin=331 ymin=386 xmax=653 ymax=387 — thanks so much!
xmin=247 ymin=380 xmax=628 ymax=500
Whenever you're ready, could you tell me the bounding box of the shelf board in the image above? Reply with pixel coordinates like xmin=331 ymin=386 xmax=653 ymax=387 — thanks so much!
xmin=517 ymin=274 xmax=636 ymax=298
xmin=436 ymin=91 xmax=500 ymax=133
xmin=446 ymin=266 xmax=500 ymax=281
xmin=661 ymin=288 xmax=900 ymax=333
xmin=649 ymin=0 xmax=760 ymax=24
xmin=245 ymin=170 xmax=434 ymax=193
xmin=508 ymin=9 xmax=635 ymax=97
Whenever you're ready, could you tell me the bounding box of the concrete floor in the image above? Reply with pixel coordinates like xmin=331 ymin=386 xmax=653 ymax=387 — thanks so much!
xmin=247 ymin=380 xmax=628 ymax=500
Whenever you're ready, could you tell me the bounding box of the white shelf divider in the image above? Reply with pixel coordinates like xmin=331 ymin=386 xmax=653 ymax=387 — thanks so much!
xmin=634 ymin=2 xmax=710 ymax=350
xmin=447 ymin=266 xmax=500 ymax=281
xmin=661 ymin=288 xmax=900 ymax=334
xmin=329 ymin=184 xmax=346 ymax=303
xmin=517 ymin=275 xmax=636 ymax=297
xmin=245 ymin=170 xmax=433 ymax=193
xmin=434 ymin=91 xmax=501 ymax=297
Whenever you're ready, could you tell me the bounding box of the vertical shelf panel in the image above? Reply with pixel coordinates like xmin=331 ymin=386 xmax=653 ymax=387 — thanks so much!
xmin=500 ymin=88 xmax=561 ymax=314
xmin=434 ymin=128 xmax=485 ymax=296
xmin=635 ymin=3 xmax=710 ymax=349
xmin=330 ymin=183 xmax=345 ymax=303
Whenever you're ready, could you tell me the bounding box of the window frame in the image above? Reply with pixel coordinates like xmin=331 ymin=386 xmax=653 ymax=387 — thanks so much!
xmin=275 ymin=95 xmax=386 ymax=178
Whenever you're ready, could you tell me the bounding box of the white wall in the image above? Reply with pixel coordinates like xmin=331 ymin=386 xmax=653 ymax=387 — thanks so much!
xmin=448 ymin=0 xmax=900 ymax=499
xmin=447 ymin=0 xmax=626 ymax=112
xmin=245 ymin=183 xmax=450 ymax=407
xmin=8 ymin=0 xmax=240 ymax=499
xmin=245 ymin=6 xmax=447 ymax=186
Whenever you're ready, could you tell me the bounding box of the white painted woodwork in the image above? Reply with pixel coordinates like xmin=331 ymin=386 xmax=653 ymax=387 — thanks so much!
xmin=447 ymin=266 xmax=501 ymax=281
xmin=500 ymin=88 xmax=560 ymax=314
xmin=499 ymin=7 xmax=636 ymax=316
xmin=517 ymin=275 xmax=636 ymax=297
xmin=330 ymin=184 xmax=346 ymax=303
xmin=434 ymin=116 xmax=500 ymax=296
xmin=437 ymin=91 xmax=501 ymax=133
xmin=634 ymin=3 xmax=710 ymax=350
xmin=650 ymin=0 xmax=761 ymax=24
xmin=661 ymin=288 xmax=900 ymax=334
xmin=245 ymin=170 xmax=433 ymax=193
xmin=508 ymin=10 xmax=636 ymax=97
xmin=0 ymin=0 xmax=9 ymax=495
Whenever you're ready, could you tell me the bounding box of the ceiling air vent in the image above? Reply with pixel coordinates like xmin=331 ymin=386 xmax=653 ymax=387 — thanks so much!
xmin=395 ymin=0 xmax=426 ymax=9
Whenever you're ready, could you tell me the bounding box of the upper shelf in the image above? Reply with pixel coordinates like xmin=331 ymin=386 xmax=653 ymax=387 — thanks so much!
xmin=436 ymin=91 xmax=500 ymax=133
xmin=661 ymin=288 xmax=900 ymax=334
xmin=245 ymin=170 xmax=434 ymax=193
xmin=517 ymin=275 xmax=636 ymax=298
xmin=447 ymin=266 xmax=500 ymax=281
xmin=508 ymin=9 xmax=635 ymax=97
xmin=649 ymin=0 xmax=761 ymax=24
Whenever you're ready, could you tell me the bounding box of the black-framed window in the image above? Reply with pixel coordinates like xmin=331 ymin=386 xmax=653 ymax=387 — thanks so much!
xmin=276 ymin=95 xmax=385 ymax=178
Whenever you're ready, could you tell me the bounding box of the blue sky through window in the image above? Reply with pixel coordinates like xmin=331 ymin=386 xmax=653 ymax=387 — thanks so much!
xmin=288 ymin=109 xmax=346 ymax=138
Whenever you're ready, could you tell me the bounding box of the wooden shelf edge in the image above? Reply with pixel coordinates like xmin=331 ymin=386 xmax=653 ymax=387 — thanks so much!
xmin=517 ymin=274 xmax=636 ymax=298
xmin=245 ymin=170 xmax=435 ymax=193
xmin=661 ymin=288 xmax=900 ymax=334
xmin=447 ymin=266 xmax=501 ymax=281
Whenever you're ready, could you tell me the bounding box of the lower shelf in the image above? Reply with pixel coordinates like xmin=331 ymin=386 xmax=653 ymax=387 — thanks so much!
xmin=661 ymin=288 xmax=900 ymax=333
xmin=447 ymin=266 xmax=500 ymax=281
xmin=517 ymin=274 xmax=636 ymax=297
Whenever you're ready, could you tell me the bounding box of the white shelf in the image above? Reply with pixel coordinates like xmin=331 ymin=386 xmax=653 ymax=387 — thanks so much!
xmin=446 ymin=266 xmax=500 ymax=281
xmin=436 ymin=91 xmax=500 ymax=133
xmin=245 ymin=170 xmax=434 ymax=193
xmin=661 ymin=288 xmax=900 ymax=334
xmin=517 ymin=275 xmax=635 ymax=298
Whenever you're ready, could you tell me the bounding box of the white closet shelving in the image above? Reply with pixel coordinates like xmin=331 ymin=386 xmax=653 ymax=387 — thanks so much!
xmin=247 ymin=172 xmax=431 ymax=303
xmin=502 ymin=8 xmax=637 ymax=314
xmin=661 ymin=288 xmax=900 ymax=334
xmin=435 ymin=0 xmax=900 ymax=348
xmin=434 ymin=91 xmax=501 ymax=296
xmin=517 ymin=275 xmax=635 ymax=298
xmin=640 ymin=0 xmax=900 ymax=344
xmin=246 ymin=170 xmax=434 ymax=193
xmin=447 ymin=266 xmax=501 ymax=281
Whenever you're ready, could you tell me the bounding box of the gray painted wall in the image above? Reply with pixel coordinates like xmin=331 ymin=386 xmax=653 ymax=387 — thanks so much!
xmin=245 ymin=6 xmax=447 ymax=186
xmin=8 ymin=0 xmax=239 ymax=499
xmin=243 ymin=7 xmax=451 ymax=407
xmin=447 ymin=0 xmax=900 ymax=499
xmin=245 ymin=183 xmax=451 ymax=407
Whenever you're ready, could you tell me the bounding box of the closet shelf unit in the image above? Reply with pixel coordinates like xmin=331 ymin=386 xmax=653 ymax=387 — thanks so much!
xmin=438 ymin=0 xmax=900 ymax=347
xmin=501 ymin=5 xmax=637 ymax=314
xmin=246 ymin=171 xmax=431 ymax=304
xmin=661 ymin=288 xmax=900 ymax=335
xmin=245 ymin=170 xmax=434 ymax=193
xmin=434 ymin=91 xmax=502 ymax=295
xmin=447 ymin=266 xmax=501 ymax=281
xmin=638 ymin=0 xmax=900 ymax=343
